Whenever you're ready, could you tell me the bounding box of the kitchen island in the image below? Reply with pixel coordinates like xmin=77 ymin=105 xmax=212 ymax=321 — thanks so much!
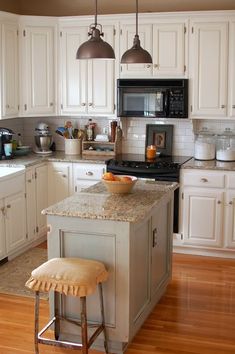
xmin=43 ymin=180 xmax=178 ymax=354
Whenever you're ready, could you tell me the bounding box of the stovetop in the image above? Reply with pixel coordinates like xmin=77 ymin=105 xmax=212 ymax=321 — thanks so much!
xmin=107 ymin=154 xmax=192 ymax=171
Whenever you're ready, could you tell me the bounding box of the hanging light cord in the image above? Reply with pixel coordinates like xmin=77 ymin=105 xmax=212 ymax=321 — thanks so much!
xmin=94 ymin=0 xmax=97 ymax=27
xmin=136 ymin=0 xmax=138 ymax=36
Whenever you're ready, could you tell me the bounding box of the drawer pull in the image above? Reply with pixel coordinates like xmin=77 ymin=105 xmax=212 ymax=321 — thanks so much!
xmin=146 ymin=64 xmax=151 ymax=68
xmin=81 ymin=102 xmax=86 ymax=106
xmin=221 ymin=105 xmax=225 ymax=109
xmin=217 ymin=200 xmax=221 ymax=204
xmin=229 ymin=201 xmax=233 ymax=205
xmin=86 ymin=171 xmax=93 ymax=176
xmin=232 ymin=105 xmax=235 ymax=109
xmin=27 ymin=179 xmax=31 ymax=183
xmin=88 ymin=103 xmax=93 ymax=106
xmin=6 ymin=204 xmax=11 ymax=208
xmin=201 ymin=178 xmax=208 ymax=183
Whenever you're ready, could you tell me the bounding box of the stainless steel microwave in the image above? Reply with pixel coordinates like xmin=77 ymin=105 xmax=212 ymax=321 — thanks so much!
xmin=117 ymin=78 xmax=188 ymax=118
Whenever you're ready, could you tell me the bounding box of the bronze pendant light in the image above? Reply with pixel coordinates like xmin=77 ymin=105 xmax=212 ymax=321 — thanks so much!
xmin=76 ymin=0 xmax=115 ymax=60
xmin=121 ymin=0 xmax=152 ymax=64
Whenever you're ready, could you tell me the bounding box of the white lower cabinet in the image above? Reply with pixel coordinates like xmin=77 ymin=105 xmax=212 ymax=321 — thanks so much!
xmin=0 ymin=198 xmax=6 ymax=260
xmin=178 ymin=169 xmax=235 ymax=256
xmin=48 ymin=162 xmax=73 ymax=205
xmin=26 ymin=164 xmax=48 ymax=242
xmin=73 ymin=163 xmax=106 ymax=193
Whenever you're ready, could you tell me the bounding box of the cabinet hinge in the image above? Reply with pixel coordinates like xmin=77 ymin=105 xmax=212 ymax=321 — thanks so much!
xmin=191 ymin=27 xmax=194 ymax=34
xmin=61 ymin=104 xmax=63 ymax=109
xmin=23 ymin=29 xmax=26 ymax=37
xmin=114 ymin=103 xmax=116 ymax=111
xmin=17 ymin=30 xmax=19 ymax=36
xmin=36 ymin=226 xmax=39 ymax=233
xmin=190 ymin=105 xmax=192 ymax=112
xmin=60 ymin=31 xmax=62 ymax=37
xmin=120 ymin=66 xmax=122 ymax=72
xmin=25 ymin=192 xmax=27 ymax=198
xmin=113 ymin=28 xmax=116 ymax=35
xmin=184 ymin=26 xmax=186 ymax=34
xmin=24 ymin=104 xmax=27 ymax=111
xmin=120 ymin=29 xmax=122 ymax=35
xmin=35 ymin=171 xmax=37 ymax=179
xmin=181 ymin=233 xmax=183 ymax=240
xmin=184 ymin=65 xmax=186 ymax=72
xmin=26 ymin=233 xmax=28 ymax=239
xmin=182 ymin=192 xmax=184 ymax=200
xmin=75 ymin=186 xmax=77 ymax=192
xmin=18 ymin=105 xmax=20 ymax=111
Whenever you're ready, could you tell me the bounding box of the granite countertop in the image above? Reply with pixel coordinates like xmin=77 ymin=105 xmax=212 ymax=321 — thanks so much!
xmin=0 ymin=151 xmax=109 ymax=167
xmin=42 ymin=180 xmax=178 ymax=223
xmin=182 ymin=158 xmax=235 ymax=171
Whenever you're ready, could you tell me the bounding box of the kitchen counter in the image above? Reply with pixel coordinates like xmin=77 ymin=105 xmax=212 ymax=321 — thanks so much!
xmin=182 ymin=158 xmax=235 ymax=171
xmin=0 ymin=151 xmax=109 ymax=167
xmin=45 ymin=181 xmax=175 ymax=353
xmin=43 ymin=180 xmax=178 ymax=223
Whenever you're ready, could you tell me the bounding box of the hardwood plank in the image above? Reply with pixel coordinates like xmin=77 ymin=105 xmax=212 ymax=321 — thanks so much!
xmin=0 ymin=253 xmax=235 ymax=353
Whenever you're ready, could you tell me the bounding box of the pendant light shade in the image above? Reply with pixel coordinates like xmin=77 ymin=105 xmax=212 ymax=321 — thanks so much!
xmin=76 ymin=0 xmax=115 ymax=60
xmin=121 ymin=0 xmax=152 ymax=64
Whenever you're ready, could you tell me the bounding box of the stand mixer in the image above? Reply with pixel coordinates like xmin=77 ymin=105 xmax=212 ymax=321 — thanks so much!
xmin=34 ymin=122 xmax=53 ymax=154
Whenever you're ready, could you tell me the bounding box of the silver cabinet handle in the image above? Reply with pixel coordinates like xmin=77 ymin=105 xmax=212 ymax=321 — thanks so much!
xmin=154 ymin=64 xmax=158 ymax=68
xmin=229 ymin=201 xmax=233 ymax=205
xmin=232 ymin=105 xmax=235 ymax=109
xmin=221 ymin=105 xmax=225 ymax=109
xmin=50 ymin=102 xmax=53 ymax=106
xmin=6 ymin=204 xmax=11 ymax=208
xmin=217 ymin=200 xmax=221 ymax=204
xmin=200 ymin=178 xmax=208 ymax=183
xmin=152 ymin=227 xmax=158 ymax=247
xmin=81 ymin=102 xmax=86 ymax=106
xmin=146 ymin=64 xmax=151 ymax=68
xmin=88 ymin=103 xmax=93 ymax=106
xmin=86 ymin=171 xmax=93 ymax=176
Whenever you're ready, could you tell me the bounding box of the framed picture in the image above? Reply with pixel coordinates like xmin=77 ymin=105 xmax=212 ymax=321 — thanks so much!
xmin=145 ymin=124 xmax=173 ymax=156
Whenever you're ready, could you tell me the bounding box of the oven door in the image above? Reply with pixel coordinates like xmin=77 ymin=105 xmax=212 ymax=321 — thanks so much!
xmin=118 ymin=87 xmax=168 ymax=117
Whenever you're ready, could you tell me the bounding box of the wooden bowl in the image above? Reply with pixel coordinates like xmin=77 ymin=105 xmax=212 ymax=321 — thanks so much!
xmin=102 ymin=175 xmax=137 ymax=194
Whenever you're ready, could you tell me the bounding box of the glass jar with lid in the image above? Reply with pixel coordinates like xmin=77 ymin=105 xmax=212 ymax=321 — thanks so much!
xmin=194 ymin=128 xmax=216 ymax=160
xmin=216 ymin=128 xmax=235 ymax=161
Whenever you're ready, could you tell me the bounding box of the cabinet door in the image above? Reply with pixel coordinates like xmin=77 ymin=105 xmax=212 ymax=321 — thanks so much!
xmin=5 ymin=192 xmax=26 ymax=253
xmin=152 ymin=23 xmax=185 ymax=77
xmin=190 ymin=21 xmax=228 ymax=117
xmin=26 ymin=168 xmax=36 ymax=241
xmin=1 ymin=22 xmax=19 ymax=117
xmin=120 ymin=24 xmax=152 ymax=77
xmin=151 ymin=204 xmax=170 ymax=296
xmin=183 ymin=188 xmax=223 ymax=247
xmin=229 ymin=20 xmax=235 ymax=118
xmin=48 ymin=162 xmax=72 ymax=205
xmin=36 ymin=165 xmax=48 ymax=237
xmin=22 ymin=25 xmax=55 ymax=115
xmin=0 ymin=199 xmax=6 ymax=260
xmin=60 ymin=26 xmax=87 ymax=114
xmin=87 ymin=25 xmax=115 ymax=114
xmin=224 ymin=190 xmax=235 ymax=248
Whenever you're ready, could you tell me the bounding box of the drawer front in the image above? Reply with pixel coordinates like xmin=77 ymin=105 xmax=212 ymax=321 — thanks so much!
xmin=227 ymin=173 xmax=235 ymax=189
xmin=182 ymin=171 xmax=225 ymax=188
xmin=73 ymin=163 xmax=106 ymax=181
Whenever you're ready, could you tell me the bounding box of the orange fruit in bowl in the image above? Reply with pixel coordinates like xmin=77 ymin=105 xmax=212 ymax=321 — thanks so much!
xmin=120 ymin=176 xmax=133 ymax=183
xmin=102 ymin=172 xmax=115 ymax=181
xmin=114 ymin=176 xmax=121 ymax=181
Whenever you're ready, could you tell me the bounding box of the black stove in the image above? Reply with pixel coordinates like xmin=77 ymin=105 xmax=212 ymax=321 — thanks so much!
xmin=106 ymin=154 xmax=192 ymax=181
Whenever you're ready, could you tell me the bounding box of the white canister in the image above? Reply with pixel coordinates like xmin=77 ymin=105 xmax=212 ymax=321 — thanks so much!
xmin=194 ymin=129 xmax=216 ymax=160
xmin=64 ymin=139 xmax=81 ymax=155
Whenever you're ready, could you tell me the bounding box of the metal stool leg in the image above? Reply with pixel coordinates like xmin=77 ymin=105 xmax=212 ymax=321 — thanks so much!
xmin=98 ymin=283 xmax=109 ymax=354
xmin=34 ymin=291 xmax=40 ymax=354
xmin=54 ymin=291 xmax=60 ymax=340
xmin=80 ymin=297 xmax=88 ymax=354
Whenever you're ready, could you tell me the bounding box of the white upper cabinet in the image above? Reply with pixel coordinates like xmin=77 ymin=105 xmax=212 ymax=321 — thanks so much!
xmin=120 ymin=20 xmax=187 ymax=78
xmin=60 ymin=23 xmax=115 ymax=115
xmin=19 ymin=18 xmax=57 ymax=116
xmin=1 ymin=22 xmax=19 ymax=118
xmin=228 ymin=19 xmax=235 ymax=118
xmin=190 ymin=20 xmax=228 ymax=118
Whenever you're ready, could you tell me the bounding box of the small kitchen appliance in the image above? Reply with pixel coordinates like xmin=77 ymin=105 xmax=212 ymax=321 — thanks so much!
xmin=34 ymin=122 xmax=53 ymax=154
xmin=0 ymin=127 xmax=14 ymax=160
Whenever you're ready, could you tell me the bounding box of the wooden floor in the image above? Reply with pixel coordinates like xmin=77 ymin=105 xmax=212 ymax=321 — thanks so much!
xmin=0 ymin=252 xmax=235 ymax=354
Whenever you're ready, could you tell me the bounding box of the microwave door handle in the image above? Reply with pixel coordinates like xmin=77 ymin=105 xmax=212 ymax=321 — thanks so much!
xmin=164 ymin=90 xmax=169 ymax=116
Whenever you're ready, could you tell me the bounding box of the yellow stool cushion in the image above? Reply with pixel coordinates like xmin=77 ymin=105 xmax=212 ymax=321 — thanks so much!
xmin=25 ymin=258 xmax=108 ymax=297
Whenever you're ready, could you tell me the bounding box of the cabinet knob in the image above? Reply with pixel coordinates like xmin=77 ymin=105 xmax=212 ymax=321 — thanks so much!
xmin=6 ymin=204 xmax=11 ymax=208
xmin=81 ymin=103 xmax=86 ymax=106
xmin=146 ymin=64 xmax=151 ymax=68
xmin=229 ymin=201 xmax=233 ymax=205
xmin=200 ymin=178 xmax=208 ymax=183
xmin=27 ymin=179 xmax=32 ymax=183
xmin=88 ymin=103 xmax=93 ymax=106
xmin=232 ymin=105 xmax=235 ymax=109
xmin=221 ymin=105 xmax=226 ymax=109
xmin=217 ymin=200 xmax=221 ymax=204
xmin=154 ymin=64 xmax=158 ymax=68
xmin=62 ymin=174 xmax=67 ymax=178
xmin=50 ymin=102 xmax=53 ymax=106
xmin=86 ymin=171 xmax=93 ymax=176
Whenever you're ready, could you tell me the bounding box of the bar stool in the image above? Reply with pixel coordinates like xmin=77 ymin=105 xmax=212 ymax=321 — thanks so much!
xmin=25 ymin=257 xmax=109 ymax=354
